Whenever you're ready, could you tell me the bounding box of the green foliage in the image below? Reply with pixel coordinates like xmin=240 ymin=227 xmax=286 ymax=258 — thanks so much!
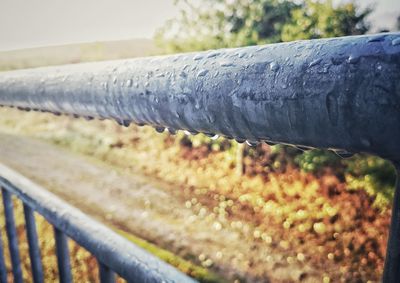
xmin=295 ymin=150 xmax=397 ymax=211
xmin=155 ymin=0 xmax=372 ymax=53
xmin=282 ymin=0 xmax=371 ymax=41
xmin=294 ymin=149 xmax=340 ymax=172
xmin=344 ymin=155 xmax=396 ymax=210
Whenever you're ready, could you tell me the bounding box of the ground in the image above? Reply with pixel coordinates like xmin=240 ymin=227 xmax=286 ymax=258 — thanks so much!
xmin=0 ymin=133 xmax=325 ymax=282
xmin=0 ymin=107 xmax=392 ymax=282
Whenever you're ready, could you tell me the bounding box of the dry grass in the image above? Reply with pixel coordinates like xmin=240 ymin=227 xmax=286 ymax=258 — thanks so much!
xmin=0 ymin=108 xmax=391 ymax=282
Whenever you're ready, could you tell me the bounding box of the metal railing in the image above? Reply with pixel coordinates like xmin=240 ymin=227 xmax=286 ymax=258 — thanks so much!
xmin=0 ymin=32 xmax=399 ymax=282
xmin=0 ymin=163 xmax=196 ymax=283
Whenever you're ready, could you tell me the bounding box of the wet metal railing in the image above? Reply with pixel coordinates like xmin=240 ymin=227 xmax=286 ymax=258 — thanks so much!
xmin=0 ymin=32 xmax=399 ymax=282
xmin=0 ymin=33 xmax=399 ymax=160
xmin=0 ymin=163 xmax=196 ymax=283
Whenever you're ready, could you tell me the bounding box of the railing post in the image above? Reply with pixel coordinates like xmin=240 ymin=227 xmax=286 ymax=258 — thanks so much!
xmin=0 ymin=222 xmax=8 ymax=283
xmin=0 ymin=164 xmax=196 ymax=283
xmin=54 ymin=227 xmax=72 ymax=283
xmin=23 ymin=204 xmax=44 ymax=283
xmin=383 ymin=162 xmax=400 ymax=282
xmin=1 ymin=189 xmax=23 ymax=283
xmin=98 ymin=260 xmax=115 ymax=283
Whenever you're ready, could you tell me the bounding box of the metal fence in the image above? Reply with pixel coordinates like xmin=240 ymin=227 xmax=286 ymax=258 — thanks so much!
xmin=0 ymin=32 xmax=399 ymax=282
xmin=0 ymin=163 xmax=196 ymax=283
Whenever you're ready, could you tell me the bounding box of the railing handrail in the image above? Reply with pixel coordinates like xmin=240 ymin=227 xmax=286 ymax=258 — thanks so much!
xmin=0 ymin=33 xmax=399 ymax=161
xmin=0 ymin=163 xmax=196 ymax=283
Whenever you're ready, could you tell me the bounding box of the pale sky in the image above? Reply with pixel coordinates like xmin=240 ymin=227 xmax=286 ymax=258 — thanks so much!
xmin=0 ymin=0 xmax=399 ymax=51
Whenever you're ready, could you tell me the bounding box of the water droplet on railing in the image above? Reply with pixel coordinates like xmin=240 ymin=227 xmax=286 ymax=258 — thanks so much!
xmin=392 ymin=37 xmax=400 ymax=46
xmin=331 ymin=56 xmax=345 ymax=65
xmin=361 ymin=138 xmax=371 ymax=147
xmin=317 ymin=66 xmax=329 ymax=74
xmin=113 ymin=77 xmax=117 ymax=84
xmin=257 ymin=46 xmax=268 ymax=52
xmin=207 ymin=51 xmax=220 ymax=58
xmin=347 ymin=55 xmax=360 ymax=64
xmin=245 ymin=140 xmax=259 ymax=147
xmin=197 ymin=69 xmax=209 ymax=77
xmin=126 ymin=79 xmax=133 ymax=87
xmin=308 ymin=58 xmax=322 ymax=68
xmin=367 ymin=34 xmax=386 ymax=43
xmin=334 ymin=150 xmax=354 ymax=159
xmin=206 ymin=114 xmax=216 ymax=123
xmin=270 ymin=62 xmax=280 ymax=72
xmin=167 ymin=128 xmax=177 ymax=135
xmin=155 ymin=127 xmax=165 ymax=133
xmin=146 ymin=72 xmax=153 ymax=79
xmin=120 ymin=120 xmax=131 ymax=127
xmin=295 ymin=145 xmax=309 ymax=152
xmin=193 ymin=54 xmax=204 ymax=61
xmin=220 ymin=62 xmax=234 ymax=67
xmin=265 ymin=140 xmax=276 ymax=146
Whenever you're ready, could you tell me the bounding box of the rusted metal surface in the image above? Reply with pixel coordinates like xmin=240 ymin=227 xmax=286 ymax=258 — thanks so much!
xmin=0 ymin=33 xmax=399 ymax=161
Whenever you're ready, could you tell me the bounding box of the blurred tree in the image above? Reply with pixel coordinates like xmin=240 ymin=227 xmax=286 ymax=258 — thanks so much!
xmin=397 ymin=15 xmax=400 ymax=30
xmin=155 ymin=0 xmax=372 ymax=53
xmin=155 ymin=0 xmax=297 ymax=52
xmin=281 ymin=0 xmax=371 ymax=41
xmin=155 ymin=0 xmax=372 ymax=176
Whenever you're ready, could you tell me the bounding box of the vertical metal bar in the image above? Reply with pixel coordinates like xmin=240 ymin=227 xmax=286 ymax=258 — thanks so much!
xmin=98 ymin=259 xmax=115 ymax=283
xmin=0 ymin=225 xmax=8 ymax=283
xmin=1 ymin=189 xmax=23 ymax=283
xmin=54 ymin=227 xmax=72 ymax=283
xmin=383 ymin=162 xmax=400 ymax=282
xmin=23 ymin=204 xmax=44 ymax=283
